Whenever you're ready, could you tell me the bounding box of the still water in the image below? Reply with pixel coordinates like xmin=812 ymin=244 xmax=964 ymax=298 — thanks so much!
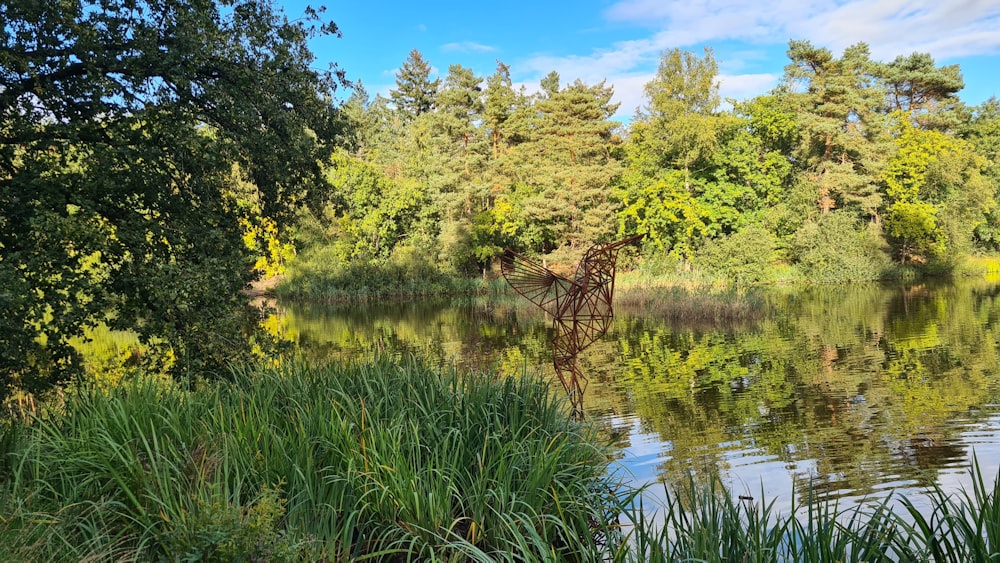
xmin=273 ymin=280 xmax=1000 ymax=512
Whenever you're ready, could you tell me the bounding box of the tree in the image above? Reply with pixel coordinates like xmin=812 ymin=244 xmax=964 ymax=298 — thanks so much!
xmin=415 ymin=64 xmax=489 ymax=274
xmin=882 ymin=118 xmax=992 ymax=262
xmin=483 ymin=60 xmax=528 ymax=159
xmin=961 ymin=98 xmax=1000 ymax=249
xmin=507 ymin=77 xmax=622 ymax=262
xmin=390 ymin=48 xmax=440 ymax=118
xmin=616 ymin=48 xmax=727 ymax=259
xmin=880 ymin=52 xmax=964 ymax=130
xmin=1 ymin=0 xmax=344 ymax=396
xmin=638 ymin=48 xmax=723 ymax=185
xmin=298 ymin=150 xmax=424 ymax=263
xmin=707 ymin=97 xmax=797 ymax=235
xmin=781 ymin=41 xmax=889 ymax=223
xmin=474 ymin=61 xmax=531 ymax=265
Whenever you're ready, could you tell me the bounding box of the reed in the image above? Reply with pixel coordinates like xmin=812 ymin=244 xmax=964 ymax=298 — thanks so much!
xmin=612 ymin=464 xmax=1000 ymax=563
xmin=5 ymin=358 xmax=1000 ymax=561
xmin=0 ymin=358 xmax=621 ymax=561
xmin=615 ymin=286 xmax=769 ymax=325
xmin=277 ymin=259 xmax=503 ymax=301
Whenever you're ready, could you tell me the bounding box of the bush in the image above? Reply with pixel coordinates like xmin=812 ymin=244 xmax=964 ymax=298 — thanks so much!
xmin=694 ymin=225 xmax=777 ymax=286
xmin=792 ymin=212 xmax=893 ymax=282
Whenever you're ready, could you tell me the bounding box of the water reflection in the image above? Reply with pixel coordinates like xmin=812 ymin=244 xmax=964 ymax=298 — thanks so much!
xmin=274 ymin=280 xmax=1000 ymax=507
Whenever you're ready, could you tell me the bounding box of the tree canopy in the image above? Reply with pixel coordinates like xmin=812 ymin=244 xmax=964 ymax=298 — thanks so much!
xmin=6 ymin=16 xmax=1000 ymax=390
xmin=287 ymin=41 xmax=995 ymax=293
xmin=1 ymin=0 xmax=345 ymax=396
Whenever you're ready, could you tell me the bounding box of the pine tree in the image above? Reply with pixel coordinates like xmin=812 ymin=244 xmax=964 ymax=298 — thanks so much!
xmin=880 ymin=52 xmax=964 ymax=130
xmin=508 ymin=77 xmax=622 ymax=262
xmin=484 ymin=61 xmax=526 ymax=158
xmin=390 ymin=48 xmax=440 ymax=118
xmin=781 ymin=40 xmax=889 ymax=222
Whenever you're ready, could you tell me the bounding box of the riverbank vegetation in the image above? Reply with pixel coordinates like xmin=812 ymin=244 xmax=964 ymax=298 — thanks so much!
xmin=0 ymin=360 xmax=622 ymax=560
xmin=3 ymin=358 xmax=1000 ymax=561
xmin=286 ymin=43 xmax=1000 ymax=300
xmin=6 ymin=0 xmax=1000 ymax=396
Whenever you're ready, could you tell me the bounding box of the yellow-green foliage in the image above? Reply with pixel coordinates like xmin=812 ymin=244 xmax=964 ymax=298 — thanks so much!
xmin=883 ymin=116 xmax=993 ymax=261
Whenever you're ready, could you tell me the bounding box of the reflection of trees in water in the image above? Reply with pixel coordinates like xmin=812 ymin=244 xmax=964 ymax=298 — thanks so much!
xmin=278 ymin=281 xmax=1000 ymax=501
xmin=610 ymin=281 xmax=1000 ymax=498
xmin=281 ymin=297 xmax=553 ymax=372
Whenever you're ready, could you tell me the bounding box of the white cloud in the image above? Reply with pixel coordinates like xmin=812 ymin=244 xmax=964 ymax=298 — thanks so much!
xmin=514 ymin=0 xmax=1000 ymax=118
xmin=604 ymin=0 xmax=811 ymax=44
xmin=603 ymin=0 xmax=1000 ymax=59
xmin=606 ymin=73 xmax=655 ymax=120
xmin=794 ymin=0 xmax=1000 ymax=59
xmin=441 ymin=41 xmax=497 ymax=53
xmin=520 ymin=37 xmax=660 ymax=83
xmin=719 ymin=73 xmax=780 ymax=102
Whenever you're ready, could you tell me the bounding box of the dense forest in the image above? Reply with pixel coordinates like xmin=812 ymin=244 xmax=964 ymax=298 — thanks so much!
xmin=287 ymin=44 xmax=1000 ymax=293
xmin=3 ymin=0 xmax=1000 ymax=395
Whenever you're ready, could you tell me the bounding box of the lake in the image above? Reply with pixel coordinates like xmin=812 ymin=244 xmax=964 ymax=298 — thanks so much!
xmin=271 ymin=279 xmax=1000 ymax=514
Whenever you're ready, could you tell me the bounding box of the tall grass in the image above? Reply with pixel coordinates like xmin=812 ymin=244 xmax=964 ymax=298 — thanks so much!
xmin=0 ymin=358 xmax=622 ymax=561
xmin=614 ymin=464 xmax=1000 ymax=563
xmin=615 ymin=286 xmax=768 ymax=326
xmin=6 ymin=358 xmax=1000 ymax=561
xmin=277 ymin=259 xmax=503 ymax=301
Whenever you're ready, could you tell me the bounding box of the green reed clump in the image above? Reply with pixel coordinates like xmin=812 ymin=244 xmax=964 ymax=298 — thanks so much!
xmin=278 ymin=257 xmax=498 ymax=301
xmin=0 ymin=358 xmax=622 ymax=561
xmin=614 ymin=482 xmax=903 ymax=562
xmin=893 ymin=456 xmax=1000 ymax=562
xmin=8 ymin=358 xmax=1000 ymax=561
xmin=611 ymin=463 xmax=1000 ymax=563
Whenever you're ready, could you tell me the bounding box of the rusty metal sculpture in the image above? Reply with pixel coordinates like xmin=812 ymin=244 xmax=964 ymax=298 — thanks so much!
xmin=501 ymin=234 xmax=643 ymax=416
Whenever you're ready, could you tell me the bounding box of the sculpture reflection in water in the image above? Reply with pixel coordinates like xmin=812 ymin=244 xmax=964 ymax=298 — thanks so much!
xmin=501 ymin=234 xmax=643 ymax=417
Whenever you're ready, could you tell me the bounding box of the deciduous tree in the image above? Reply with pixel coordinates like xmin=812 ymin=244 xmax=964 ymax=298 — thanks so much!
xmin=1 ymin=0 xmax=344 ymax=395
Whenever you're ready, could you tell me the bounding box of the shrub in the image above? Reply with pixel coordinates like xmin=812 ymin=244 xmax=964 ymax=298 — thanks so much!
xmin=792 ymin=212 xmax=893 ymax=282
xmin=694 ymin=225 xmax=777 ymax=286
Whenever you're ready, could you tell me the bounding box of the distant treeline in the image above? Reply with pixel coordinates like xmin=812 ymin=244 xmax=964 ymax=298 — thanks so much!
xmin=287 ymin=42 xmax=1000 ymax=292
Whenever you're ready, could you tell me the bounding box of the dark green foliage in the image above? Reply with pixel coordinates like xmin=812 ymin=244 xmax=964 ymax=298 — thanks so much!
xmin=882 ymin=52 xmax=964 ymax=130
xmin=782 ymin=41 xmax=889 ymax=222
xmin=390 ymin=48 xmax=440 ymax=118
xmin=1 ymin=0 xmax=344 ymax=395
xmin=695 ymin=225 xmax=777 ymax=286
xmin=289 ymin=54 xmax=627 ymax=295
xmin=510 ymin=77 xmax=623 ymax=259
xmin=287 ymin=43 xmax=999 ymax=300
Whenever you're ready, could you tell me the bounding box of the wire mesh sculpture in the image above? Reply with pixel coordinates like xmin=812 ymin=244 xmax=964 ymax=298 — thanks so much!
xmin=501 ymin=234 xmax=643 ymax=416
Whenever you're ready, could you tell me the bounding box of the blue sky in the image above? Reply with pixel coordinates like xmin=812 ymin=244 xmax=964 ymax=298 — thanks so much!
xmin=282 ymin=0 xmax=1000 ymax=120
